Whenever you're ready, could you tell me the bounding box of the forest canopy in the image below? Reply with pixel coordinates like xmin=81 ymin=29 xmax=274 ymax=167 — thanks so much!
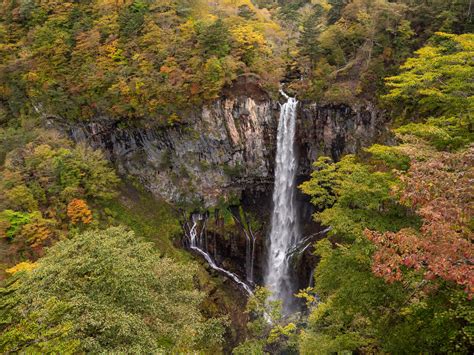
xmin=0 ymin=0 xmax=286 ymax=123
xmin=1 ymin=0 xmax=471 ymax=125
xmin=0 ymin=226 xmax=225 ymax=353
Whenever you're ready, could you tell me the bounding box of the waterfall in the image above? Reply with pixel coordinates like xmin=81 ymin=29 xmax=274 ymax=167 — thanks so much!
xmin=265 ymin=90 xmax=300 ymax=312
xmin=244 ymin=228 xmax=255 ymax=284
xmin=187 ymin=214 xmax=254 ymax=296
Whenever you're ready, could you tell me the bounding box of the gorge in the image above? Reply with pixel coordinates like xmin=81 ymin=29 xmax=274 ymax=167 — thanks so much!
xmin=53 ymin=76 xmax=388 ymax=309
xmin=1 ymin=1 xmax=472 ymax=353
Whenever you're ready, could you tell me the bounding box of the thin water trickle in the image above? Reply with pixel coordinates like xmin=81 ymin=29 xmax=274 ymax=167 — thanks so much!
xmin=187 ymin=214 xmax=254 ymax=296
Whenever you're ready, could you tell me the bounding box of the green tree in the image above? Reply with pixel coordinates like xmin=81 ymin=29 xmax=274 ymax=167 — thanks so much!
xmin=233 ymin=287 xmax=298 ymax=354
xmin=384 ymin=32 xmax=474 ymax=120
xmin=298 ymin=152 xmax=472 ymax=353
xmin=298 ymin=3 xmax=327 ymax=60
xmin=384 ymin=32 xmax=474 ymax=150
xmin=0 ymin=226 xmax=225 ymax=353
xmin=299 ymin=154 xmax=417 ymax=240
xmin=238 ymin=4 xmax=257 ymax=20
xmin=119 ymin=0 xmax=149 ymax=38
xmin=197 ymin=19 xmax=231 ymax=58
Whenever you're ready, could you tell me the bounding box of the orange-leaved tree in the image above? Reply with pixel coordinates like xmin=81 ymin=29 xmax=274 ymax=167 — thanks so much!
xmin=67 ymin=199 xmax=93 ymax=225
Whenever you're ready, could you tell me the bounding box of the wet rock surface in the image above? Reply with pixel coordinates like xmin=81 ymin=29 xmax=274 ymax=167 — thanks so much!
xmin=57 ymin=78 xmax=278 ymax=206
xmin=296 ymin=101 xmax=387 ymax=174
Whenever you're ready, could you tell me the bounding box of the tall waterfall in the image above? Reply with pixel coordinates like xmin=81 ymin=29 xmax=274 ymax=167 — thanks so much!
xmin=265 ymin=90 xmax=300 ymax=312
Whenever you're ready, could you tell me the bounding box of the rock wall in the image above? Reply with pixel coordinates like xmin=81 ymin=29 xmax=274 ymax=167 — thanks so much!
xmin=297 ymin=102 xmax=386 ymax=174
xmin=54 ymin=78 xmax=387 ymax=205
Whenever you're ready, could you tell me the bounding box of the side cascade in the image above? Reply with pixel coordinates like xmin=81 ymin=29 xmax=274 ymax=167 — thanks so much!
xmin=228 ymin=209 xmax=257 ymax=285
xmin=265 ymin=90 xmax=300 ymax=313
xmin=186 ymin=214 xmax=254 ymax=296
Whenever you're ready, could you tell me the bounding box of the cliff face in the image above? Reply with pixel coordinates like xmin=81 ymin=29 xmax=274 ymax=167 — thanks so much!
xmin=62 ymin=80 xmax=278 ymax=205
xmin=297 ymin=102 xmax=386 ymax=174
xmin=56 ymin=78 xmax=387 ymax=205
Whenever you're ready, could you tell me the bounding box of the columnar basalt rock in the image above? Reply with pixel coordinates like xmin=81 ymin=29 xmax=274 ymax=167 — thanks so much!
xmin=59 ymin=78 xmax=279 ymax=206
xmin=296 ymin=101 xmax=386 ymax=175
xmin=56 ymin=89 xmax=385 ymax=205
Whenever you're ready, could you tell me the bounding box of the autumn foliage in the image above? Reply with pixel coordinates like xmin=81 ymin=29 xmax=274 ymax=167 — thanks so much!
xmin=366 ymin=147 xmax=474 ymax=296
xmin=0 ymin=0 xmax=285 ymax=123
xmin=19 ymin=216 xmax=56 ymax=252
xmin=67 ymin=199 xmax=93 ymax=225
xmin=0 ymin=137 xmax=117 ymax=263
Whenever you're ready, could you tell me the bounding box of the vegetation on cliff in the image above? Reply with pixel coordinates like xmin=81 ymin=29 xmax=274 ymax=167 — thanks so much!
xmin=0 ymin=0 xmax=286 ymax=123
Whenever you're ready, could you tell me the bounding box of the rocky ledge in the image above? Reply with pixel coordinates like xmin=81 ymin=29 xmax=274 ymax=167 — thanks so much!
xmin=53 ymin=76 xmax=388 ymax=205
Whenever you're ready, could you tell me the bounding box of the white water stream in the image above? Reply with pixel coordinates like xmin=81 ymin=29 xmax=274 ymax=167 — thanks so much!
xmin=187 ymin=214 xmax=254 ymax=296
xmin=265 ymin=90 xmax=300 ymax=312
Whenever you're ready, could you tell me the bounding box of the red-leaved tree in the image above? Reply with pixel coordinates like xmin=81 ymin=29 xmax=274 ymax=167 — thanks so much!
xmin=365 ymin=147 xmax=473 ymax=296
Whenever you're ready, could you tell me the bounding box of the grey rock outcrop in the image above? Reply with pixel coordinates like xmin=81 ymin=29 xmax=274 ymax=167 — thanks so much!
xmin=297 ymin=101 xmax=386 ymax=174
xmin=55 ymin=78 xmax=387 ymax=205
